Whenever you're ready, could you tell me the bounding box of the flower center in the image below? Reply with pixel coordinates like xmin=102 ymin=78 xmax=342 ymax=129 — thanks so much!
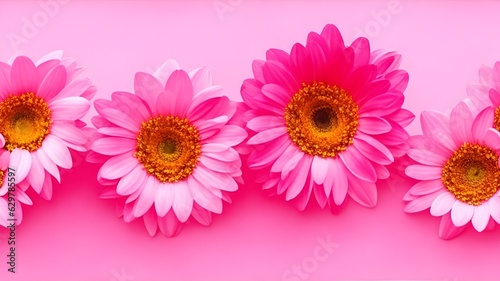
xmin=134 ymin=115 xmax=201 ymax=183
xmin=0 ymin=170 xmax=4 ymax=188
xmin=284 ymin=82 xmax=359 ymax=158
xmin=494 ymin=106 xmax=500 ymax=131
xmin=441 ymin=143 xmax=500 ymax=206
xmin=0 ymin=93 xmax=52 ymax=152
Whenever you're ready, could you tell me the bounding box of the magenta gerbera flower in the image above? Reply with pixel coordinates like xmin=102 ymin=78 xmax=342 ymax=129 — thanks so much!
xmin=0 ymin=51 xmax=95 ymax=200
xmin=89 ymin=60 xmax=247 ymax=237
xmin=404 ymin=102 xmax=500 ymax=239
xmin=241 ymin=24 xmax=414 ymax=210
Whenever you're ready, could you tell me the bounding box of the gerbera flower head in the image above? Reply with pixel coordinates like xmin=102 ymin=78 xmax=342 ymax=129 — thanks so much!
xmin=0 ymin=51 xmax=96 ymax=201
xmin=89 ymin=59 xmax=247 ymax=237
xmin=404 ymin=101 xmax=500 ymax=239
xmin=241 ymin=24 xmax=414 ymax=210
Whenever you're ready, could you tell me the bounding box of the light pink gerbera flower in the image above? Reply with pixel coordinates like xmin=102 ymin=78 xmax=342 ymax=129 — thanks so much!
xmin=89 ymin=60 xmax=247 ymax=237
xmin=404 ymin=102 xmax=500 ymax=239
xmin=241 ymin=24 xmax=414 ymax=210
xmin=0 ymin=51 xmax=96 ymax=200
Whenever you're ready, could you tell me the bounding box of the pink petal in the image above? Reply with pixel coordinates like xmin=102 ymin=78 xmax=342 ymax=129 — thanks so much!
xmin=262 ymin=60 xmax=299 ymax=94
xmin=133 ymin=176 xmax=158 ymax=217
xmin=189 ymin=66 xmax=212 ymax=94
xmin=204 ymin=125 xmax=247 ymax=147
xmin=285 ymin=156 xmax=313 ymax=201
xmin=405 ymin=164 xmax=442 ymax=180
xmin=35 ymin=149 xmax=60 ymax=183
xmin=51 ymin=123 xmax=87 ymax=146
xmin=439 ymin=212 xmax=466 ymax=240
xmin=430 ymin=192 xmax=455 ymax=216
xmin=10 ymin=148 xmax=32 ymax=183
xmin=483 ymin=128 xmax=500 ymax=150
xmin=54 ymin=78 xmax=91 ymax=101
xmin=111 ymin=91 xmax=151 ymax=124
xmin=172 ymin=181 xmax=193 ymax=223
xmin=409 ymin=179 xmax=444 ymax=196
xmin=451 ymin=201 xmax=474 ymax=227
xmin=41 ymin=135 xmax=72 ymax=169
xmin=0 ymin=134 xmax=4 ymax=148
xmin=161 ymin=70 xmax=193 ymax=117
xmin=0 ymin=62 xmax=12 ymax=98
xmin=91 ymin=137 xmax=136 ymax=156
xmin=134 ymin=72 xmax=163 ymax=111
xmin=311 ymin=156 xmax=328 ymax=185
xmin=270 ymin=143 xmax=299 ymax=172
xmin=194 ymin=165 xmax=238 ymax=192
xmin=143 ymin=208 xmax=158 ymax=237
xmin=40 ymin=170 xmax=53 ymax=200
xmin=489 ymin=196 xmax=500 ymax=224
xmin=339 ymin=146 xmax=377 ymax=183
xmin=406 ymin=148 xmax=446 ymax=167
xmin=247 ymin=135 xmax=290 ymax=168
xmin=353 ymin=133 xmax=394 ymax=165
xmin=116 ymin=165 xmax=147 ymax=196
xmin=27 ymin=153 xmax=45 ymax=194
xmin=11 ymin=56 xmax=38 ymax=94
xmin=191 ymin=202 xmax=212 ymax=226
xmin=247 ymin=126 xmax=287 ymax=145
xmin=37 ymin=65 xmax=67 ymax=101
xmin=261 ymin=83 xmax=291 ymax=106
xmin=346 ymin=172 xmax=377 ymax=207
xmin=187 ymin=175 xmax=223 ymax=214
xmin=472 ymin=205 xmax=490 ymax=232
xmin=97 ymin=127 xmax=136 ymax=139
xmin=157 ymin=210 xmax=183 ymax=237
xmin=449 ymin=102 xmax=473 ymax=146
xmin=99 ymin=152 xmax=138 ymax=180
xmin=404 ymin=191 xmax=444 ymax=213
xmin=358 ymin=117 xmax=392 ymax=135
xmin=246 ymin=116 xmax=284 ymax=132
xmin=329 ymin=157 xmax=348 ymax=205
xmin=155 ymin=183 xmax=174 ymax=217
xmin=420 ymin=111 xmax=455 ymax=152
xmin=50 ymin=97 xmax=90 ymax=121
xmin=472 ymin=107 xmax=495 ymax=142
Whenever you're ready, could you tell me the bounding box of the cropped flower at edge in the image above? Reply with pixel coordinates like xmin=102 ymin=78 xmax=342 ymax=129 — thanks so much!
xmin=241 ymin=24 xmax=414 ymax=211
xmin=0 ymin=51 xmax=95 ymax=218
xmin=467 ymin=61 xmax=500 ymax=127
xmin=89 ymin=59 xmax=248 ymax=237
xmin=404 ymin=102 xmax=500 ymax=239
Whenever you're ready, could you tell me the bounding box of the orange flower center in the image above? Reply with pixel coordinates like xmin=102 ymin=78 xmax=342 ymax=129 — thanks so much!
xmin=0 ymin=93 xmax=52 ymax=151
xmin=441 ymin=143 xmax=500 ymax=205
xmin=284 ymin=82 xmax=359 ymax=158
xmin=134 ymin=115 xmax=201 ymax=183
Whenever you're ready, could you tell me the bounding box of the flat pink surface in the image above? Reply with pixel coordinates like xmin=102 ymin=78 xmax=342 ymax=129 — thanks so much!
xmin=1 ymin=1 xmax=500 ymax=280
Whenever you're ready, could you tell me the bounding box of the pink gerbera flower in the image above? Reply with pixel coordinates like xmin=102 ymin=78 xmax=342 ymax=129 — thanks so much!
xmin=0 ymin=51 xmax=95 ymax=200
xmin=241 ymin=24 xmax=414 ymax=210
xmin=404 ymin=102 xmax=500 ymax=239
xmin=89 ymin=60 xmax=247 ymax=237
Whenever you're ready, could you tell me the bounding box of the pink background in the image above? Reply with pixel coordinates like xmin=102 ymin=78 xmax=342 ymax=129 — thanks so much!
xmin=1 ymin=0 xmax=500 ymax=280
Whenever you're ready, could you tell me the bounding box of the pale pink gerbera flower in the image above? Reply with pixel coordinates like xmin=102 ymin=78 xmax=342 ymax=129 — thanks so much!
xmin=404 ymin=102 xmax=500 ymax=239
xmin=0 ymin=51 xmax=96 ymax=200
xmin=0 ymin=136 xmax=33 ymax=227
xmin=242 ymin=24 xmax=413 ymax=210
xmin=89 ymin=60 xmax=247 ymax=237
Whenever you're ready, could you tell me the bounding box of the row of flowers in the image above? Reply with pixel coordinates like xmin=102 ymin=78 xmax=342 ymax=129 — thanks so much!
xmin=0 ymin=24 xmax=498 ymax=240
